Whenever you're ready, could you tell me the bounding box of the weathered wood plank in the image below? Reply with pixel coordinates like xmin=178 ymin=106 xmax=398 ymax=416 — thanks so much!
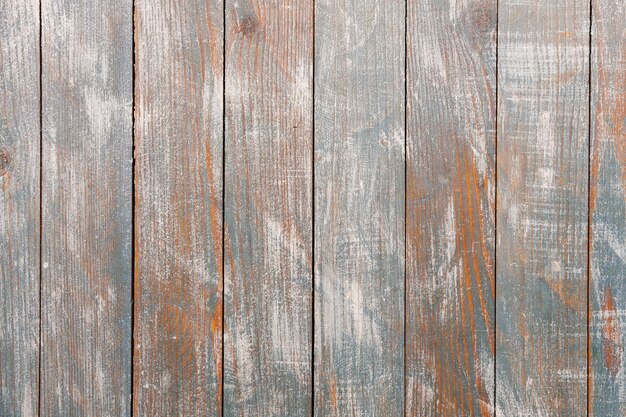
xmin=40 ymin=0 xmax=133 ymax=415
xmin=223 ymin=0 xmax=313 ymax=415
xmin=406 ymin=0 xmax=496 ymax=415
xmin=590 ymin=0 xmax=626 ymax=414
xmin=313 ymin=0 xmax=405 ymax=415
xmin=0 ymin=0 xmax=40 ymax=415
xmin=134 ymin=0 xmax=223 ymax=415
xmin=496 ymin=0 xmax=589 ymax=415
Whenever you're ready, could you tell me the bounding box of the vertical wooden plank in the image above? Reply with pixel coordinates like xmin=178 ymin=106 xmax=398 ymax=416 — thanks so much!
xmin=40 ymin=0 xmax=133 ymax=415
xmin=223 ymin=0 xmax=313 ymax=415
xmin=496 ymin=0 xmax=589 ymax=415
xmin=0 ymin=0 xmax=40 ymax=415
xmin=134 ymin=0 xmax=223 ymax=415
xmin=590 ymin=0 xmax=626 ymax=414
xmin=405 ymin=0 xmax=496 ymax=415
xmin=314 ymin=0 xmax=405 ymax=415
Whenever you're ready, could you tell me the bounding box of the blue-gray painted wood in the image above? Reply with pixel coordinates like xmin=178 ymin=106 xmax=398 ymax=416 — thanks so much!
xmin=223 ymin=0 xmax=313 ymax=415
xmin=314 ymin=0 xmax=405 ymax=415
xmin=40 ymin=0 xmax=133 ymax=414
xmin=0 ymin=0 xmax=40 ymax=415
xmin=134 ymin=0 xmax=224 ymax=415
xmin=1 ymin=2 xmax=624 ymax=416
xmin=496 ymin=0 xmax=589 ymax=415
xmin=406 ymin=0 xmax=497 ymax=415
xmin=590 ymin=0 xmax=626 ymax=414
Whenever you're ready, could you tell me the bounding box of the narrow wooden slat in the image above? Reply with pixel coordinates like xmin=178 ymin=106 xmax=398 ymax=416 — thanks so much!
xmin=590 ymin=0 xmax=626 ymax=414
xmin=134 ymin=0 xmax=223 ymax=415
xmin=0 ymin=0 xmax=40 ymax=415
xmin=314 ymin=0 xmax=405 ymax=414
xmin=406 ymin=0 xmax=496 ymax=415
xmin=40 ymin=0 xmax=133 ymax=415
xmin=496 ymin=0 xmax=589 ymax=415
xmin=223 ymin=0 xmax=313 ymax=414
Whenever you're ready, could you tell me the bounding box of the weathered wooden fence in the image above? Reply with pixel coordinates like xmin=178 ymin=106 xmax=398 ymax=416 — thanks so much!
xmin=1 ymin=0 xmax=624 ymax=415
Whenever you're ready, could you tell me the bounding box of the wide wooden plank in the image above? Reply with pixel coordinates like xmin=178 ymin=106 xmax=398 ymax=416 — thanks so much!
xmin=40 ymin=0 xmax=133 ymax=415
xmin=406 ymin=0 xmax=496 ymax=415
xmin=134 ymin=0 xmax=224 ymax=415
xmin=590 ymin=0 xmax=626 ymax=414
xmin=496 ymin=0 xmax=589 ymax=415
xmin=0 ymin=0 xmax=40 ymax=415
xmin=314 ymin=0 xmax=405 ymax=415
xmin=223 ymin=0 xmax=313 ymax=414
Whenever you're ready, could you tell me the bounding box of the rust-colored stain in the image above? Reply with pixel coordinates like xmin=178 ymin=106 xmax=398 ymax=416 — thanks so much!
xmin=602 ymin=287 xmax=623 ymax=377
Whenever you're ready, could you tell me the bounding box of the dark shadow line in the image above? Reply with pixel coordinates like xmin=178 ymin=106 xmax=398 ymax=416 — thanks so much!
xmin=130 ymin=0 xmax=137 ymax=415
xmin=311 ymin=0 xmax=316 ymax=415
xmin=494 ymin=0 xmax=499 ymax=414
xmin=38 ymin=0 xmax=43 ymax=414
xmin=221 ymin=0 xmax=227 ymax=416
xmin=586 ymin=1 xmax=593 ymax=416
xmin=403 ymin=0 xmax=408 ymax=415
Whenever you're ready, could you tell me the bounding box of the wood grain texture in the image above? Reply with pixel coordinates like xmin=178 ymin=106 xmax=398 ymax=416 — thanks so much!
xmin=496 ymin=0 xmax=589 ymax=415
xmin=40 ymin=0 xmax=133 ymax=415
xmin=406 ymin=0 xmax=496 ymax=415
xmin=223 ymin=0 xmax=313 ymax=415
xmin=0 ymin=0 xmax=40 ymax=415
xmin=134 ymin=0 xmax=223 ymax=415
xmin=314 ymin=0 xmax=405 ymax=415
xmin=589 ymin=0 xmax=626 ymax=414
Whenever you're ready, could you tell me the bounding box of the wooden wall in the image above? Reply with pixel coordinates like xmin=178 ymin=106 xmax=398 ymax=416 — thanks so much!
xmin=0 ymin=0 xmax=624 ymax=416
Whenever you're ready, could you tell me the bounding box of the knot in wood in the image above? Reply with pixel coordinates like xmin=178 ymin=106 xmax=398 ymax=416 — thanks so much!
xmin=239 ymin=16 xmax=259 ymax=36
xmin=0 ymin=149 xmax=9 ymax=176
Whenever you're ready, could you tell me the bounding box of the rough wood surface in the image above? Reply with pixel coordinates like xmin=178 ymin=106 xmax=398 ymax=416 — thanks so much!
xmin=223 ymin=0 xmax=313 ymax=415
xmin=496 ymin=0 xmax=590 ymax=415
xmin=4 ymin=2 xmax=626 ymax=416
xmin=405 ymin=0 xmax=497 ymax=415
xmin=313 ymin=0 xmax=405 ymax=415
xmin=40 ymin=0 xmax=133 ymax=415
xmin=0 ymin=0 xmax=40 ymax=415
xmin=134 ymin=0 xmax=224 ymax=415
xmin=590 ymin=0 xmax=626 ymax=414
